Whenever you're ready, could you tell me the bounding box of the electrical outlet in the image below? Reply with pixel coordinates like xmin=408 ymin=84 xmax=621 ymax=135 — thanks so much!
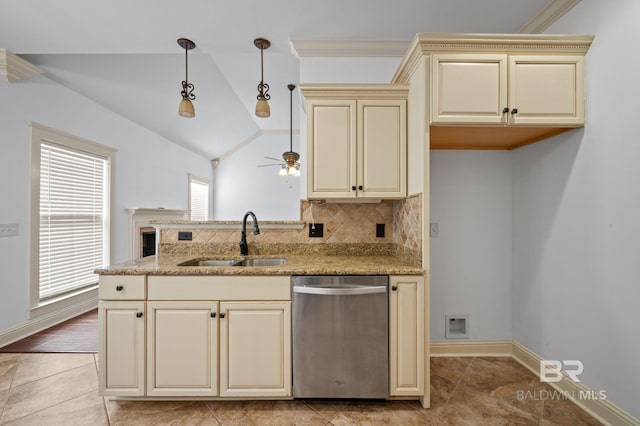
xmin=0 ymin=223 xmax=19 ymax=237
xmin=376 ymin=223 xmax=385 ymax=238
xmin=430 ymin=222 xmax=439 ymax=238
xmin=309 ymin=223 xmax=324 ymax=238
xmin=178 ymin=231 xmax=192 ymax=241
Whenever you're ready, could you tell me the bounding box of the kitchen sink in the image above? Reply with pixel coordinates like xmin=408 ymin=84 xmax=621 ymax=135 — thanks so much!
xmin=178 ymin=259 xmax=237 ymax=266
xmin=178 ymin=257 xmax=286 ymax=267
xmin=233 ymin=257 xmax=286 ymax=267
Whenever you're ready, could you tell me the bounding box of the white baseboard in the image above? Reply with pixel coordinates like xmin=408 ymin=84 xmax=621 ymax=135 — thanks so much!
xmin=430 ymin=339 xmax=512 ymax=357
xmin=430 ymin=339 xmax=640 ymax=426
xmin=0 ymin=298 xmax=97 ymax=348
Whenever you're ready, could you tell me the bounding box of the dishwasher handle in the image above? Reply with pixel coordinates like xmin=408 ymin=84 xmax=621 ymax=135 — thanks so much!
xmin=292 ymin=285 xmax=386 ymax=296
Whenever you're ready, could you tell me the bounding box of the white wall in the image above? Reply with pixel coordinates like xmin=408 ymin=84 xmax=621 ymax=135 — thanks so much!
xmin=512 ymin=0 xmax=640 ymax=417
xmin=430 ymin=151 xmax=513 ymax=340
xmin=212 ymin=132 xmax=301 ymax=220
xmin=0 ymin=74 xmax=211 ymax=332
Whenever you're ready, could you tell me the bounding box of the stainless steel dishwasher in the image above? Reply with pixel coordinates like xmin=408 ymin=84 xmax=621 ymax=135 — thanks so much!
xmin=291 ymin=275 xmax=389 ymax=398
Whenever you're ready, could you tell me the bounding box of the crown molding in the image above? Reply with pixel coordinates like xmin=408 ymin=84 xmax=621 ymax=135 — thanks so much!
xmin=300 ymin=84 xmax=409 ymax=100
xmin=391 ymin=33 xmax=594 ymax=84
xmin=0 ymin=48 xmax=44 ymax=82
xmin=519 ymin=0 xmax=582 ymax=34
xmin=290 ymin=39 xmax=410 ymax=58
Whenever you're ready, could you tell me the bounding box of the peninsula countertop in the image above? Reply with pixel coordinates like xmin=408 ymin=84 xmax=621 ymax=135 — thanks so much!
xmin=95 ymin=254 xmax=424 ymax=276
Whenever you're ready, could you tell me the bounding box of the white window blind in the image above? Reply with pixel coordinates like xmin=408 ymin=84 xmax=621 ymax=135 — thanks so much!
xmin=39 ymin=142 xmax=108 ymax=300
xmin=189 ymin=176 xmax=209 ymax=221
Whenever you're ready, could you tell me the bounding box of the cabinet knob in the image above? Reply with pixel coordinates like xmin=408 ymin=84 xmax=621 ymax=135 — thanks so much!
xmin=502 ymin=107 xmax=509 ymax=114
xmin=358 ymin=185 xmax=363 ymax=191
xmin=219 ymin=312 xmax=226 ymax=319
xmin=116 ymin=285 xmax=123 ymax=291
xmin=351 ymin=186 xmax=356 ymax=191
xmin=136 ymin=312 xmax=143 ymax=318
xmin=391 ymin=285 xmax=397 ymax=291
xmin=211 ymin=312 xmax=216 ymax=318
xmin=511 ymin=108 xmax=518 ymax=114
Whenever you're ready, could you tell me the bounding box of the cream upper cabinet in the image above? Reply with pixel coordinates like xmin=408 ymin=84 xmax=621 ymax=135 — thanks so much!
xmin=431 ymin=53 xmax=585 ymax=127
xmin=358 ymin=100 xmax=407 ymax=198
xmin=431 ymin=54 xmax=508 ymax=124
xmin=389 ymin=275 xmax=425 ymax=397
xmin=98 ymin=300 xmax=146 ymax=396
xmin=307 ymin=99 xmax=357 ymax=197
xmin=219 ymin=302 xmax=291 ymax=397
xmin=508 ymin=55 xmax=584 ymax=126
xmin=146 ymin=301 xmax=218 ymax=397
xmin=303 ymin=85 xmax=408 ymax=200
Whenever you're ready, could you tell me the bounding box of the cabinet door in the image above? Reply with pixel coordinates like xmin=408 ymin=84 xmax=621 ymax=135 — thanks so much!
xmin=307 ymin=99 xmax=357 ymax=199
xmin=509 ymin=55 xmax=584 ymax=126
xmin=219 ymin=302 xmax=291 ymax=397
xmin=431 ymin=54 xmax=508 ymax=124
xmin=147 ymin=301 xmax=218 ymax=396
xmin=389 ymin=276 xmax=424 ymax=396
xmin=358 ymin=100 xmax=407 ymax=198
xmin=99 ymin=301 xmax=145 ymax=396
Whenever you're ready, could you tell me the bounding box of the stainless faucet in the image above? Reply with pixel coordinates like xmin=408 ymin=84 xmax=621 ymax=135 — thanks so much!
xmin=240 ymin=211 xmax=260 ymax=256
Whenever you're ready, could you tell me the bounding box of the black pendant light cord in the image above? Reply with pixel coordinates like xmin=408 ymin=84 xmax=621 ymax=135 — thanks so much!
xmin=289 ymin=84 xmax=294 ymax=151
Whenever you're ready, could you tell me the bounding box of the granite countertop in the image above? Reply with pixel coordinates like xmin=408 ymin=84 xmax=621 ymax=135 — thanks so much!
xmin=95 ymin=254 xmax=424 ymax=276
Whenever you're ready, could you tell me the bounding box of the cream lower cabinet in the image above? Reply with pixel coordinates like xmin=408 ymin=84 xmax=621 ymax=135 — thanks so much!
xmin=146 ymin=301 xmax=218 ymax=396
xmin=219 ymin=302 xmax=291 ymax=397
xmin=98 ymin=301 xmax=146 ymax=396
xmin=389 ymin=275 xmax=425 ymax=396
xmin=143 ymin=275 xmax=291 ymax=399
xmin=431 ymin=54 xmax=585 ymax=126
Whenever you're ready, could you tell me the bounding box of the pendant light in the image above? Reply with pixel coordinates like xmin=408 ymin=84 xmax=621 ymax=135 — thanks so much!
xmin=254 ymin=38 xmax=271 ymax=118
xmin=177 ymin=38 xmax=196 ymax=118
xmin=281 ymin=84 xmax=300 ymax=176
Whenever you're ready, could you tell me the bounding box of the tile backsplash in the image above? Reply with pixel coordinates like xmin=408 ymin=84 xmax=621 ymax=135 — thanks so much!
xmin=158 ymin=194 xmax=422 ymax=266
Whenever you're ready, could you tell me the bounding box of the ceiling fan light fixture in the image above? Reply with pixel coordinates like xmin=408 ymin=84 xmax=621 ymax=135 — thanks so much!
xmin=177 ymin=38 xmax=196 ymax=118
xmin=280 ymin=84 xmax=301 ymax=177
xmin=279 ymin=165 xmax=288 ymax=176
xmin=254 ymin=38 xmax=271 ymax=118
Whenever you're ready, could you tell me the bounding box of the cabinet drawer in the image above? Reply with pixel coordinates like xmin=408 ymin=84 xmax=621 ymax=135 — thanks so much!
xmin=99 ymin=275 xmax=146 ymax=300
xmin=147 ymin=276 xmax=290 ymax=301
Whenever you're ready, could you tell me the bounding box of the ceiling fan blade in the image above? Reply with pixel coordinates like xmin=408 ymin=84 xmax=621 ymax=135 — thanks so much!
xmin=264 ymin=156 xmax=282 ymax=162
xmin=257 ymin=163 xmax=283 ymax=168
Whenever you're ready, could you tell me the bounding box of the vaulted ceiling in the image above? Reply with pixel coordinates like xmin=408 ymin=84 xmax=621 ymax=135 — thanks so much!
xmin=1 ymin=0 xmax=564 ymax=159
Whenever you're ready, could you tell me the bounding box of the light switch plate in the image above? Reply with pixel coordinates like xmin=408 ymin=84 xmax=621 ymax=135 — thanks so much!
xmin=0 ymin=223 xmax=19 ymax=237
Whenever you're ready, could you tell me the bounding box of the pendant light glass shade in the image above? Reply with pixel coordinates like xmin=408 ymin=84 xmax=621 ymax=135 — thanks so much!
xmin=179 ymin=98 xmax=195 ymax=118
xmin=255 ymin=96 xmax=270 ymax=118
xmin=177 ymin=38 xmax=196 ymax=118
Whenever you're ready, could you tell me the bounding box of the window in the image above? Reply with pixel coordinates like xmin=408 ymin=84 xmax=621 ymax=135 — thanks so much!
xmin=30 ymin=124 xmax=114 ymax=308
xmin=189 ymin=174 xmax=209 ymax=221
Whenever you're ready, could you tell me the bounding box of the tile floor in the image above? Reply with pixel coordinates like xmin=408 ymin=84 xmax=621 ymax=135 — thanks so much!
xmin=0 ymin=354 xmax=602 ymax=425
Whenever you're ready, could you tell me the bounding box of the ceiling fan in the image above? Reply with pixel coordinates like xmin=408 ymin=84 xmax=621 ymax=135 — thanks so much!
xmin=257 ymin=84 xmax=301 ymax=176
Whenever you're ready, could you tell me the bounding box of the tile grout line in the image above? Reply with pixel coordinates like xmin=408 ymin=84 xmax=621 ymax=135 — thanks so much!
xmin=201 ymin=401 xmax=223 ymax=425
xmin=0 ymin=354 xmax=21 ymax=425
xmin=297 ymin=399 xmax=344 ymax=424
xmin=3 ymin=361 xmax=99 ymax=423
xmin=3 ymin=389 xmax=98 ymax=425
xmin=9 ymin=354 xmax=95 ymax=389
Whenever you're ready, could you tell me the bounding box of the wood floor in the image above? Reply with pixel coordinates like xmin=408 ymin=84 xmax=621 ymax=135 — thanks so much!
xmin=0 ymin=309 xmax=98 ymax=353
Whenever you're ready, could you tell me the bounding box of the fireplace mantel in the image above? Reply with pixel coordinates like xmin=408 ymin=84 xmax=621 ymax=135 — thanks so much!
xmin=127 ymin=208 xmax=189 ymax=259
